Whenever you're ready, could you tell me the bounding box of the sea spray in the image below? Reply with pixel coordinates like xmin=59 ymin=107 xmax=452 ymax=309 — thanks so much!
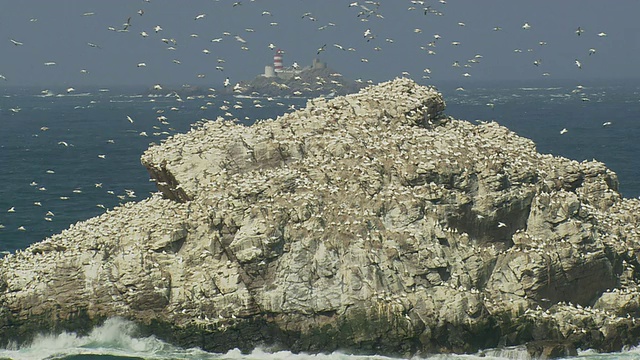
xmin=0 ymin=318 xmax=189 ymax=360
xmin=0 ymin=317 xmax=638 ymax=359
xmin=0 ymin=318 xmax=407 ymax=360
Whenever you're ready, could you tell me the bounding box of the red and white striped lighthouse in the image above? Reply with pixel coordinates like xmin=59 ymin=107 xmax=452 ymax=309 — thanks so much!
xmin=273 ymin=49 xmax=284 ymax=71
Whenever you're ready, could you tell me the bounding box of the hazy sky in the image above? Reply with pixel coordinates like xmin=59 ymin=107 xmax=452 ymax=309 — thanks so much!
xmin=0 ymin=1 xmax=638 ymax=88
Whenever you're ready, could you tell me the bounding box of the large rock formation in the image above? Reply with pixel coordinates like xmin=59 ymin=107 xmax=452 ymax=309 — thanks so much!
xmin=1 ymin=78 xmax=640 ymax=357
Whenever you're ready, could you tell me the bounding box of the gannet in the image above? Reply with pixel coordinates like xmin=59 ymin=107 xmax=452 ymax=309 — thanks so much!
xmin=575 ymin=59 xmax=582 ymax=69
xmin=560 ymin=128 xmax=568 ymax=134
xmin=195 ymin=14 xmax=206 ymax=20
xmin=576 ymin=27 xmax=584 ymax=36
xmin=597 ymin=32 xmax=607 ymax=37
xmin=522 ymin=22 xmax=531 ymax=30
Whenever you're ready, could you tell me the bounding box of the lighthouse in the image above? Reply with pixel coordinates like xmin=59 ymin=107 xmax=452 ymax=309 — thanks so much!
xmin=273 ymin=49 xmax=284 ymax=72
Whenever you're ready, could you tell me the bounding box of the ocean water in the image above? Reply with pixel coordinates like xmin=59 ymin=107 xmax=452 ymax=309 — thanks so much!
xmin=1 ymin=80 xmax=640 ymax=359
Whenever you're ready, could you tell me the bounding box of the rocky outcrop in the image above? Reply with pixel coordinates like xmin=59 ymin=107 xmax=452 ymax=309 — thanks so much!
xmin=1 ymin=78 xmax=640 ymax=357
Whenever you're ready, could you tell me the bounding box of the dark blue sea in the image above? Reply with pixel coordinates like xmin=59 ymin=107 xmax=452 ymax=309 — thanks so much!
xmin=0 ymin=79 xmax=639 ymax=359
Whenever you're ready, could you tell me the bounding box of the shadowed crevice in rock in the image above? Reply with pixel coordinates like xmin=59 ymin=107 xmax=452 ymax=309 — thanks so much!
xmin=1 ymin=78 xmax=640 ymax=358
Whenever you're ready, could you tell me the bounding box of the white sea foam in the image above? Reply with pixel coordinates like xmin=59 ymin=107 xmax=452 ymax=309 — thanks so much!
xmin=0 ymin=317 xmax=196 ymax=360
xmin=0 ymin=317 xmax=537 ymax=360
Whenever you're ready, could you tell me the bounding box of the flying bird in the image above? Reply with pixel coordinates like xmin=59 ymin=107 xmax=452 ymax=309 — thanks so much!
xmin=317 ymin=44 xmax=326 ymax=54
xmin=195 ymin=14 xmax=206 ymax=20
xmin=522 ymin=22 xmax=531 ymax=30
xmin=575 ymin=59 xmax=582 ymax=69
xmin=10 ymin=39 xmax=23 ymax=46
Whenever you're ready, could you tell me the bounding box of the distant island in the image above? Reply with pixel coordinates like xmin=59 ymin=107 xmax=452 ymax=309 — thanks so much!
xmin=220 ymin=49 xmax=365 ymax=98
xmin=146 ymin=50 xmax=364 ymax=99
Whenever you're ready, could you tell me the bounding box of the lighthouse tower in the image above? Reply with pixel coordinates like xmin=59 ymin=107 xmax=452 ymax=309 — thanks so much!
xmin=273 ymin=49 xmax=284 ymax=72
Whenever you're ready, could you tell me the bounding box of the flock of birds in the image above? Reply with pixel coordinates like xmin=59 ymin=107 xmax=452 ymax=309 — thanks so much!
xmin=0 ymin=0 xmax=621 ymax=243
xmin=1 ymin=1 xmax=613 ymax=87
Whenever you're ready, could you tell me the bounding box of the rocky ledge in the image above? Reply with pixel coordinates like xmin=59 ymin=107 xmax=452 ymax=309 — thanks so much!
xmin=1 ymin=78 xmax=640 ymax=358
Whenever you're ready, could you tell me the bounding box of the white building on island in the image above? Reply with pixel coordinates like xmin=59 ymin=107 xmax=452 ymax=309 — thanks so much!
xmin=263 ymin=49 xmax=326 ymax=80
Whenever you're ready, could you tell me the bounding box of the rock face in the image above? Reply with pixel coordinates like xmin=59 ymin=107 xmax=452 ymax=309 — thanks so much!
xmin=1 ymin=78 xmax=640 ymax=357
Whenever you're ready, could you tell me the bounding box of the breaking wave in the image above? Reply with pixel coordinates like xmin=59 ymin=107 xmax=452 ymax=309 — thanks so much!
xmin=0 ymin=317 xmax=637 ymax=360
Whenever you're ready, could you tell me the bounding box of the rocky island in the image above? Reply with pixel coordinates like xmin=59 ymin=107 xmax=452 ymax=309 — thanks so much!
xmin=1 ymin=78 xmax=640 ymax=358
xmin=222 ymin=52 xmax=365 ymax=98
